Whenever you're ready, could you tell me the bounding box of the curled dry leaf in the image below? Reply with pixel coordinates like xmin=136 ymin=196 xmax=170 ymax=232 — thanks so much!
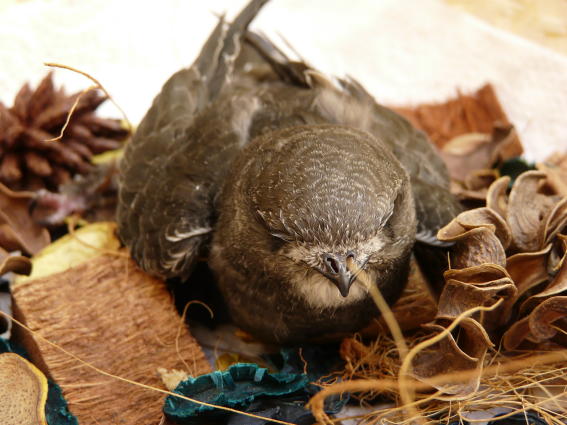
xmin=537 ymin=152 xmax=567 ymax=198
xmin=0 ymin=182 xmax=50 ymax=256
xmin=441 ymin=265 xmax=516 ymax=332
xmin=542 ymin=197 xmax=567 ymax=247
xmin=0 ymin=352 xmax=48 ymax=425
xmin=412 ymin=319 xmax=492 ymax=398
xmin=456 ymin=207 xmax=512 ymax=249
xmin=503 ymin=297 xmax=567 ymax=350
xmin=486 ymin=176 xmax=510 ymax=220
xmin=0 ymin=248 xmax=31 ymax=276
xmin=438 ymin=274 xmax=515 ymax=319
xmin=438 ymin=208 xmax=509 ymax=268
xmin=499 ymin=245 xmax=552 ymax=324
xmin=452 ymin=169 xmax=499 ymax=202
xmin=507 ymin=171 xmax=557 ymax=252
xmin=441 ymin=125 xmax=516 ymax=182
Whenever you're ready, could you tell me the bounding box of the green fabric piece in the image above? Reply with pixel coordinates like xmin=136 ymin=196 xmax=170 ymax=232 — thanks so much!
xmin=45 ymin=383 xmax=79 ymax=425
xmin=1 ymin=337 xmax=78 ymax=425
xmin=164 ymin=363 xmax=309 ymax=424
xmin=164 ymin=345 xmax=349 ymax=424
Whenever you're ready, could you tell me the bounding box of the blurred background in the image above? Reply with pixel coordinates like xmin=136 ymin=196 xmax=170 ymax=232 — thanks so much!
xmin=0 ymin=0 xmax=566 ymax=161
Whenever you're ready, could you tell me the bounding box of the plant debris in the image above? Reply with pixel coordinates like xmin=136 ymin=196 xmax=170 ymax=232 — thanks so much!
xmin=0 ymin=72 xmax=129 ymax=192
xmin=0 ymin=352 xmax=48 ymax=425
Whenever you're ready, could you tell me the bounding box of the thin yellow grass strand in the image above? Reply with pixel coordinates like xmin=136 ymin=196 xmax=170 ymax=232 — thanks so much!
xmin=0 ymin=311 xmax=296 ymax=425
xmin=44 ymin=62 xmax=133 ymax=133
xmin=347 ymin=258 xmax=408 ymax=361
xmin=176 ymin=300 xmax=214 ymax=374
xmin=44 ymin=84 xmax=98 ymax=142
xmin=347 ymin=258 xmax=411 ymax=422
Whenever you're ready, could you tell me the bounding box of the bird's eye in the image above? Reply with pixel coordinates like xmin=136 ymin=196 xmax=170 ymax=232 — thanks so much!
xmin=323 ymin=255 xmax=340 ymax=274
xmin=269 ymin=232 xmax=290 ymax=251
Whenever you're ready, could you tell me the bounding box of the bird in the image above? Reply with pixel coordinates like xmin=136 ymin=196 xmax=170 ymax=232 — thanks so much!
xmin=117 ymin=0 xmax=462 ymax=344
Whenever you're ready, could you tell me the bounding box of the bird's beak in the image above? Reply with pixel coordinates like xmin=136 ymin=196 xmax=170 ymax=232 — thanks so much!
xmin=333 ymin=269 xmax=356 ymax=298
xmin=322 ymin=252 xmax=358 ymax=297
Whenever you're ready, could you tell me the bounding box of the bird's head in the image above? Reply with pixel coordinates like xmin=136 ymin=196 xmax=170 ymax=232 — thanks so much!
xmin=213 ymin=125 xmax=416 ymax=309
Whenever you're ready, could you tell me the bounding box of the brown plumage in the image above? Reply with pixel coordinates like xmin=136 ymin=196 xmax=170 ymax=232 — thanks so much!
xmin=117 ymin=0 xmax=461 ymax=343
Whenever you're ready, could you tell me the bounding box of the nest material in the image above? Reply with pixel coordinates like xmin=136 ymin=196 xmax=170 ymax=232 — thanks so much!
xmin=0 ymin=72 xmax=129 ymax=191
xmin=11 ymin=251 xmax=211 ymax=425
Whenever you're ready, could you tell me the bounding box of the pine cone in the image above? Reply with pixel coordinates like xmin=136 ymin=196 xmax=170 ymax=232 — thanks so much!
xmin=0 ymin=72 xmax=129 ymax=191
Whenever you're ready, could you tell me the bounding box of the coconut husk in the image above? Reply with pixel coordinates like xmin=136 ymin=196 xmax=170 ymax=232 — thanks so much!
xmin=11 ymin=252 xmax=211 ymax=425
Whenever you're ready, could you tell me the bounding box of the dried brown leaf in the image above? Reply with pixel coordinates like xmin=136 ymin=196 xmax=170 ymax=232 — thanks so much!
xmin=412 ymin=319 xmax=492 ymax=397
xmin=0 ymin=183 xmax=50 ymax=254
xmin=486 ymin=176 xmax=510 ymax=220
xmin=503 ymin=296 xmax=567 ymax=350
xmin=0 ymin=247 xmax=31 ymax=275
xmin=456 ymin=207 xmax=512 ymax=249
xmin=438 ymin=213 xmax=507 ymax=268
xmin=507 ymin=171 xmax=557 ymax=251
xmin=438 ymin=276 xmax=515 ymax=318
xmin=543 ymin=197 xmax=567 ymax=246
xmin=499 ymin=245 xmax=553 ymax=324
xmin=440 ymin=125 xmax=516 ymax=182
xmin=537 ymin=153 xmax=567 ymax=198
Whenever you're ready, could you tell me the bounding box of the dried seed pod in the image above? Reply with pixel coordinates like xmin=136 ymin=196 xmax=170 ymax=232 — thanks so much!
xmin=0 ymin=72 xmax=129 ymax=191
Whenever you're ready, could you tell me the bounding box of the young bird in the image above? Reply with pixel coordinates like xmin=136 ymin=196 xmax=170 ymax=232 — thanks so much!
xmin=117 ymin=0 xmax=461 ymax=344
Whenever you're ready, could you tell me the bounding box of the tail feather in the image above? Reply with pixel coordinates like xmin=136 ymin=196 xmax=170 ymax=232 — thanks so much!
xmin=195 ymin=0 xmax=270 ymax=99
xmin=244 ymin=31 xmax=310 ymax=87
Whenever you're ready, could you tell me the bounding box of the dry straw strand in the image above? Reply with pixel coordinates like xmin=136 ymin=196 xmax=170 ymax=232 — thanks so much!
xmin=44 ymin=62 xmax=133 ymax=133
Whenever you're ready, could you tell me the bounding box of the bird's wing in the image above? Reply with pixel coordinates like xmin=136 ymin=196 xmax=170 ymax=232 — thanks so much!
xmin=117 ymin=0 xmax=269 ymax=279
xmin=243 ymin=33 xmax=461 ymax=245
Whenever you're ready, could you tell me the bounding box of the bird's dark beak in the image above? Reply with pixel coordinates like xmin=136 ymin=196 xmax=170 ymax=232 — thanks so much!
xmin=322 ymin=252 xmax=357 ymax=297
xmin=334 ymin=270 xmax=356 ymax=297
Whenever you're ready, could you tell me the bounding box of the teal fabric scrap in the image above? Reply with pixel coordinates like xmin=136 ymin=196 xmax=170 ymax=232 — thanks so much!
xmin=164 ymin=363 xmax=309 ymax=423
xmin=164 ymin=345 xmax=348 ymax=424
xmin=0 ymin=337 xmax=78 ymax=425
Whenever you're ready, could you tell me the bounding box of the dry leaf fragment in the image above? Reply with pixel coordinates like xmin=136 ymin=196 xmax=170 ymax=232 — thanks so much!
xmin=440 ymin=125 xmax=516 ymax=182
xmin=452 ymin=227 xmax=506 ymax=268
xmin=0 ymin=182 xmax=49 ymax=255
xmin=499 ymin=245 xmax=553 ymax=324
xmin=13 ymin=221 xmax=119 ymax=286
xmin=0 ymin=248 xmax=31 ymax=276
xmin=438 ymin=212 xmax=507 ymax=268
xmin=503 ymin=296 xmax=567 ymax=350
xmin=452 ymin=169 xmax=499 ymax=202
xmin=412 ymin=319 xmax=492 ymax=397
xmin=0 ymin=352 xmax=48 ymax=425
xmin=507 ymin=171 xmax=557 ymax=252
xmin=456 ymin=207 xmax=512 ymax=249
xmin=519 ymin=248 xmax=567 ymax=315
xmin=438 ymin=276 xmax=515 ymax=318
xmin=537 ymin=153 xmax=567 ymax=198
xmin=543 ymin=197 xmax=567 ymax=246
xmin=486 ymin=176 xmax=510 ymax=220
